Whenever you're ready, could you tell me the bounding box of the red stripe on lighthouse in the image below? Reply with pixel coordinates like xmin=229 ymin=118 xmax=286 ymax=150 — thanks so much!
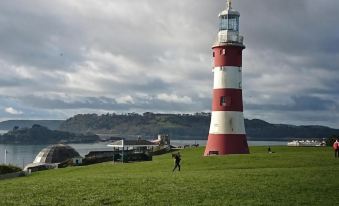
xmin=212 ymin=89 xmax=243 ymax=111
xmin=213 ymin=46 xmax=243 ymax=67
xmin=204 ymin=134 xmax=249 ymax=155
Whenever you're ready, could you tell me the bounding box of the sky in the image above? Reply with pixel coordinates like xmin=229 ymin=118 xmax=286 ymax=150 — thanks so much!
xmin=0 ymin=0 xmax=338 ymax=128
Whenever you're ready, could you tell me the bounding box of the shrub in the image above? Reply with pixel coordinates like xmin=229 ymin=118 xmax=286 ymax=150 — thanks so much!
xmin=326 ymin=136 xmax=339 ymax=147
xmin=0 ymin=164 xmax=22 ymax=175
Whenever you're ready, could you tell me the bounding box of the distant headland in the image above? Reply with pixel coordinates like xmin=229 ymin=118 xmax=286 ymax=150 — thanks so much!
xmin=1 ymin=113 xmax=338 ymax=144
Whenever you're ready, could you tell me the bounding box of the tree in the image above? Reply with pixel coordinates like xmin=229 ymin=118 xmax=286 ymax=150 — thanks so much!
xmin=326 ymin=135 xmax=339 ymax=147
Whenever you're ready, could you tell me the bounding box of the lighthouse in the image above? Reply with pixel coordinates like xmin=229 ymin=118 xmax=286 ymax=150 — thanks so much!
xmin=204 ymin=0 xmax=249 ymax=156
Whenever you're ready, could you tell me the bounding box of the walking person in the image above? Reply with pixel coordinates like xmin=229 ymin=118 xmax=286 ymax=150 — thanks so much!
xmin=333 ymin=139 xmax=339 ymax=158
xmin=172 ymin=152 xmax=181 ymax=172
xmin=268 ymin=146 xmax=272 ymax=154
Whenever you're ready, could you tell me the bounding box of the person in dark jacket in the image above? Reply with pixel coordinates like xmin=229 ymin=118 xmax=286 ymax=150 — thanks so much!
xmin=172 ymin=152 xmax=181 ymax=172
xmin=268 ymin=146 xmax=272 ymax=154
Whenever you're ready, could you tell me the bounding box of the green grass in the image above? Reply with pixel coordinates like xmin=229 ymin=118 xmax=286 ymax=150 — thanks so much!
xmin=1 ymin=146 xmax=339 ymax=206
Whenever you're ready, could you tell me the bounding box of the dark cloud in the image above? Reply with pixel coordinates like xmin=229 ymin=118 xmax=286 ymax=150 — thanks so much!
xmin=0 ymin=0 xmax=338 ymax=128
xmin=0 ymin=78 xmax=29 ymax=87
xmin=16 ymin=94 xmax=207 ymax=112
xmin=0 ymin=1 xmax=85 ymax=70
xmin=246 ymin=95 xmax=338 ymax=111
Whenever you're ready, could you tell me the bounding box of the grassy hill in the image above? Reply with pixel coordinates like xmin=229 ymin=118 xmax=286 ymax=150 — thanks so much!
xmin=59 ymin=113 xmax=339 ymax=140
xmin=0 ymin=124 xmax=100 ymax=144
xmin=0 ymin=120 xmax=63 ymax=131
xmin=1 ymin=146 xmax=338 ymax=205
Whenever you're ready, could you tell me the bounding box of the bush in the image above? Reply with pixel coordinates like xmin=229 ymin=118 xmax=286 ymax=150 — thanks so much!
xmin=326 ymin=136 xmax=339 ymax=147
xmin=0 ymin=164 xmax=22 ymax=175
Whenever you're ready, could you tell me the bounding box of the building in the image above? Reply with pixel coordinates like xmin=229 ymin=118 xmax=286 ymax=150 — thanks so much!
xmin=33 ymin=144 xmax=81 ymax=164
xmin=72 ymin=157 xmax=83 ymax=165
xmin=204 ymin=0 xmax=249 ymax=156
xmin=24 ymin=144 xmax=82 ymax=172
xmin=287 ymin=139 xmax=326 ymax=147
xmin=107 ymin=139 xmax=157 ymax=163
xmin=151 ymin=134 xmax=170 ymax=147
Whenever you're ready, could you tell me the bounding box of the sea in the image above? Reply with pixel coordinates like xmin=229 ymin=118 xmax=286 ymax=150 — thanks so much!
xmin=0 ymin=140 xmax=287 ymax=168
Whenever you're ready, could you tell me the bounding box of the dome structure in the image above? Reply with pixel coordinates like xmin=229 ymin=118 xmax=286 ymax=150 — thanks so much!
xmin=33 ymin=144 xmax=81 ymax=164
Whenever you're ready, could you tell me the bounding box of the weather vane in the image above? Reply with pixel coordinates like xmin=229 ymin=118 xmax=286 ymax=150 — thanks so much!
xmin=227 ymin=0 xmax=232 ymax=9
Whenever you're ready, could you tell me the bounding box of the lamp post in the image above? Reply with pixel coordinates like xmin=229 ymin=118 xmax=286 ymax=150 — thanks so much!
xmin=121 ymin=139 xmax=124 ymax=163
xmin=4 ymin=147 xmax=7 ymax=164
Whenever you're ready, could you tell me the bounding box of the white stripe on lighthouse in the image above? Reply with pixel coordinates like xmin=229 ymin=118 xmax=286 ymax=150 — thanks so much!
xmin=209 ymin=111 xmax=246 ymax=134
xmin=213 ymin=66 xmax=242 ymax=89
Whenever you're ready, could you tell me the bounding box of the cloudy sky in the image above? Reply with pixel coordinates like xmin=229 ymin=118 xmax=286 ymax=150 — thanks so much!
xmin=0 ymin=0 xmax=338 ymax=128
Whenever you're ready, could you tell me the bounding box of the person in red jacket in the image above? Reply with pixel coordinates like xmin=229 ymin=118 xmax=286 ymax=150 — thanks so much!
xmin=333 ymin=139 xmax=339 ymax=158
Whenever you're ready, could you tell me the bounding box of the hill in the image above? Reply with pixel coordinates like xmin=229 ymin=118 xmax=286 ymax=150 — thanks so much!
xmin=59 ymin=113 xmax=339 ymax=140
xmin=245 ymin=119 xmax=339 ymax=140
xmin=0 ymin=147 xmax=338 ymax=205
xmin=0 ymin=120 xmax=63 ymax=131
xmin=0 ymin=124 xmax=100 ymax=144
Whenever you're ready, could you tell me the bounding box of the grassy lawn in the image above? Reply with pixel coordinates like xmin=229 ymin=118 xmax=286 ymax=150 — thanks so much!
xmin=1 ymin=146 xmax=338 ymax=206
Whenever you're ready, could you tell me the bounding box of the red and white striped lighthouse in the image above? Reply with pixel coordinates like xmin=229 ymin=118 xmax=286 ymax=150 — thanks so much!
xmin=204 ymin=0 xmax=249 ymax=156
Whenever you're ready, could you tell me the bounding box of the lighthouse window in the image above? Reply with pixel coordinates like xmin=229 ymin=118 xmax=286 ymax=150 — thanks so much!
xmin=219 ymin=49 xmax=226 ymax=55
xmin=228 ymin=16 xmax=239 ymax=31
xmin=219 ymin=15 xmax=239 ymax=31
xmin=219 ymin=16 xmax=228 ymax=30
xmin=220 ymin=96 xmax=230 ymax=106
xmin=213 ymin=52 xmax=215 ymax=57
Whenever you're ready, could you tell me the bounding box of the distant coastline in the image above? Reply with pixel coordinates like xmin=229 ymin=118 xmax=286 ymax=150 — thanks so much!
xmin=1 ymin=113 xmax=339 ymax=142
xmin=0 ymin=140 xmax=288 ymax=168
xmin=0 ymin=125 xmax=100 ymax=145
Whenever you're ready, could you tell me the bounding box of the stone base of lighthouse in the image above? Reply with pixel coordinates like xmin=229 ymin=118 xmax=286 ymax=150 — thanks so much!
xmin=204 ymin=134 xmax=249 ymax=156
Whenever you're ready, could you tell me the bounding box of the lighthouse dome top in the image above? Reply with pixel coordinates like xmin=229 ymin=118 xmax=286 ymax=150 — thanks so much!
xmin=219 ymin=0 xmax=240 ymax=17
xmin=218 ymin=0 xmax=240 ymax=32
xmin=214 ymin=0 xmax=244 ymax=48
